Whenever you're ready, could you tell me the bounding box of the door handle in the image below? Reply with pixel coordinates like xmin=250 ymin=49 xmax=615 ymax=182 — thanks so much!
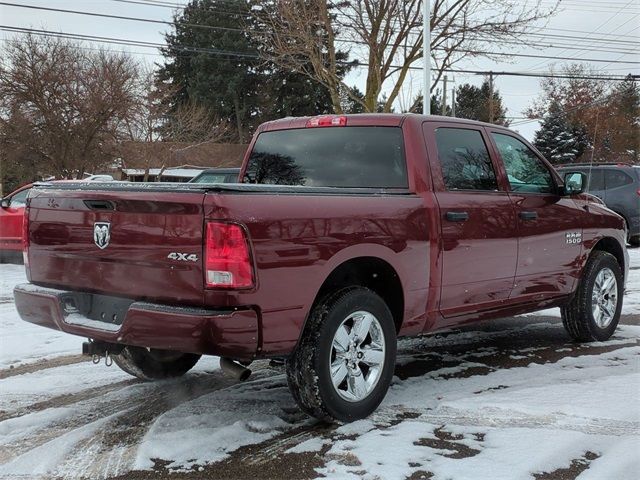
xmin=446 ymin=211 xmax=469 ymax=222
xmin=519 ymin=211 xmax=538 ymax=220
xmin=83 ymin=200 xmax=115 ymax=211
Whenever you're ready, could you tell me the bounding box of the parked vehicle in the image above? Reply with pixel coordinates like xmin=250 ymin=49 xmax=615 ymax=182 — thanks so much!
xmin=188 ymin=168 xmax=240 ymax=184
xmin=0 ymin=184 xmax=31 ymax=262
xmin=84 ymin=174 xmax=116 ymax=182
xmin=14 ymin=114 xmax=628 ymax=422
xmin=555 ymin=163 xmax=640 ymax=246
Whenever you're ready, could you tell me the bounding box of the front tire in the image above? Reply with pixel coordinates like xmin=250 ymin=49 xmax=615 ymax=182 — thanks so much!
xmin=286 ymin=287 xmax=397 ymax=422
xmin=561 ymin=251 xmax=623 ymax=342
xmin=113 ymin=346 xmax=201 ymax=380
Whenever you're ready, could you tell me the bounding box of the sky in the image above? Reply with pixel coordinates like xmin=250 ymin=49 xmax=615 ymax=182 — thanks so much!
xmin=1 ymin=0 xmax=638 ymax=141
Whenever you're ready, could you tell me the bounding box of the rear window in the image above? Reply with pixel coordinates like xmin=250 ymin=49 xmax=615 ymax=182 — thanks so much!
xmin=243 ymin=127 xmax=407 ymax=188
xmin=605 ymin=169 xmax=634 ymax=189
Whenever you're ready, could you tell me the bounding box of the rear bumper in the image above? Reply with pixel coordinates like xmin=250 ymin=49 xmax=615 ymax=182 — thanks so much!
xmin=0 ymin=238 xmax=22 ymax=252
xmin=13 ymin=283 xmax=259 ymax=359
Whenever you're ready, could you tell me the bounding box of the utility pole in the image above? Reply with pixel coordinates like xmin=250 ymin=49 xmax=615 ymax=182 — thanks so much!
xmin=488 ymin=71 xmax=494 ymax=124
xmin=451 ymin=87 xmax=456 ymax=117
xmin=442 ymin=75 xmax=448 ymax=115
xmin=423 ymin=0 xmax=430 ymax=115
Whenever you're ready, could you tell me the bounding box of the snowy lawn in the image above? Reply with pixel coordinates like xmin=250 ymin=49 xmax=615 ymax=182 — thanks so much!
xmin=0 ymin=248 xmax=638 ymax=479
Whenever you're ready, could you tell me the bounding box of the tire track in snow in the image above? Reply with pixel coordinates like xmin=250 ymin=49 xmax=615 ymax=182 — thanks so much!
xmin=0 ymin=366 xmax=277 ymax=479
xmin=0 ymin=354 xmax=87 ymax=380
xmin=55 ymin=367 xmax=283 ymax=480
xmin=380 ymin=405 xmax=640 ymax=437
xmin=0 ymin=370 xmax=236 ymax=467
xmin=0 ymin=378 xmax=139 ymax=422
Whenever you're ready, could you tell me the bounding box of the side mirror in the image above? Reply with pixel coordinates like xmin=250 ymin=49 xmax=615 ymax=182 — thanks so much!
xmin=0 ymin=198 xmax=9 ymax=208
xmin=563 ymin=172 xmax=585 ymax=195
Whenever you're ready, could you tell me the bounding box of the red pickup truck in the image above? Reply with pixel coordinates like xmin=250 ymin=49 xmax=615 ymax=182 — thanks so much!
xmin=14 ymin=114 xmax=628 ymax=422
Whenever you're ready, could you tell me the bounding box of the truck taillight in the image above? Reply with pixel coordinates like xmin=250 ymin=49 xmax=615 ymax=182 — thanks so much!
xmin=205 ymin=222 xmax=254 ymax=288
xmin=22 ymin=206 xmax=29 ymax=267
xmin=306 ymin=115 xmax=347 ymax=127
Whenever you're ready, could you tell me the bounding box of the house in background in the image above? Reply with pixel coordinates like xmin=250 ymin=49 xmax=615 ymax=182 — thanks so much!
xmin=105 ymin=141 xmax=249 ymax=182
xmin=121 ymin=165 xmax=207 ymax=182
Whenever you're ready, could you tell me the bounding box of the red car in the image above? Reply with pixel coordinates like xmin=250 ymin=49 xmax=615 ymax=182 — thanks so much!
xmin=14 ymin=114 xmax=628 ymax=422
xmin=0 ymin=184 xmax=31 ymax=262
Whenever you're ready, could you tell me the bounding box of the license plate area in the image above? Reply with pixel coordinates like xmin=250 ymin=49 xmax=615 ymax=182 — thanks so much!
xmin=59 ymin=292 xmax=134 ymax=327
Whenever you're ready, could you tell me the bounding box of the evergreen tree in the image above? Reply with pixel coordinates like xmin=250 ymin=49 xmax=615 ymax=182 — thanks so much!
xmin=526 ymin=64 xmax=637 ymax=163
xmin=340 ymin=86 xmax=366 ymax=114
xmin=158 ymin=0 xmax=338 ymax=143
xmin=405 ymin=89 xmax=451 ymax=115
xmin=158 ymin=0 xmax=257 ymax=143
xmin=607 ymin=75 xmax=640 ymax=163
xmin=454 ymin=80 xmax=508 ymax=125
xmin=533 ymin=101 xmax=581 ymax=164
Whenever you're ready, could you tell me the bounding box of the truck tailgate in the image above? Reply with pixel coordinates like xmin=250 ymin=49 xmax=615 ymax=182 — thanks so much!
xmin=27 ymin=187 xmax=206 ymax=306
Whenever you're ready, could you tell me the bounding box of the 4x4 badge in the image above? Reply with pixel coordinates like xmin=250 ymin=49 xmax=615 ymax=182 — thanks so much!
xmin=94 ymin=222 xmax=111 ymax=249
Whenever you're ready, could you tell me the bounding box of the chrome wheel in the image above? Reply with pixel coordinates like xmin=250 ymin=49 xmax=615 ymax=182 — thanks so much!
xmin=329 ymin=310 xmax=386 ymax=402
xmin=591 ymin=267 xmax=618 ymax=328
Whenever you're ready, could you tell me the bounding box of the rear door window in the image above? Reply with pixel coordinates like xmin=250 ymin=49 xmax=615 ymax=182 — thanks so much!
xmin=605 ymin=170 xmax=634 ymax=189
xmin=243 ymin=127 xmax=407 ymax=188
xmin=434 ymin=128 xmax=498 ymax=191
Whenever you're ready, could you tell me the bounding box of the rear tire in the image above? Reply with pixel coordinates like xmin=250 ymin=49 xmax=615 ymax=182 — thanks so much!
xmin=629 ymin=235 xmax=640 ymax=247
xmin=561 ymin=251 xmax=623 ymax=342
xmin=113 ymin=346 xmax=201 ymax=381
xmin=286 ymin=287 xmax=397 ymax=422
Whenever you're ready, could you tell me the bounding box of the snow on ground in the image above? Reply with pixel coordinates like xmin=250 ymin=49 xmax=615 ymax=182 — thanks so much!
xmin=0 ymin=248 xmax=638 ymax=479
xmin=0 ymin=265 xmax=82 ymax=368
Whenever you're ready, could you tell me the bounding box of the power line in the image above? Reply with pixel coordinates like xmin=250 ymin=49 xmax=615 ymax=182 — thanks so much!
xmin=3 ymin=26 xmax=636 ymax=82
xmin=509 ymin=90 xmax=624 ymax=127
xmin=4 ymin=1 xmax=637 ymax=56
xmin=442 ymin=68 xmax=636 ymax=82
xmin=0 ymin=25 xmax=262 ymax=58
xmin=2 ymin=24 xmax=639 ymax=66
xmin=0 ymin=1 xmax=241 ymax=33
xmin=111 ymin=0 xmax=244 ymax=16
xmin=2 ymin=21 xmax=638 ymax=82
xmin=526 ymin=0 xmax=638 ymax=72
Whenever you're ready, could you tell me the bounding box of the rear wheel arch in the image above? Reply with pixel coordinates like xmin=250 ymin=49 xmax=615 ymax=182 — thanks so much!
xmin=307 ymin=257 xmax=405 ymax=336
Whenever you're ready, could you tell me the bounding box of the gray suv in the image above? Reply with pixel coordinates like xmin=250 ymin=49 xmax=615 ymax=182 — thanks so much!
xmin=556 ymin=163 xmax=640 ymax=246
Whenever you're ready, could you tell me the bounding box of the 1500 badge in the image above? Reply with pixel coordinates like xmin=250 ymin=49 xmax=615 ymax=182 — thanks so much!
xmin=167 ymin=252 xmax=198 ymax=262
xmin=565 ymin=232 xmax=582 ymax=244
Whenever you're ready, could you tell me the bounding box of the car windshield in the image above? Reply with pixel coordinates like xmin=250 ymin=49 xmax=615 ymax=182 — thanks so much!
xmin=191 ymin=173 xmax=231 ymax=183
xmin=9 ymin=189 xmax=29 ymax=207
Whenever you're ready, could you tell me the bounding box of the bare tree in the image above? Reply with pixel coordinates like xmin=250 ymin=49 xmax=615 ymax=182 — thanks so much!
xmin=0 ymin=34 xmax=139 ymax=180
xmin=254 ymin=0 xmax=558 ymax=113
xmin=122 ymin=70 xmax=233 ymax=180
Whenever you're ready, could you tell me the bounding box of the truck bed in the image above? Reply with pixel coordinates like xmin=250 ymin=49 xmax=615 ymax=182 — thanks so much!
xmin=25 ymin=182 xmax=430 ymax=354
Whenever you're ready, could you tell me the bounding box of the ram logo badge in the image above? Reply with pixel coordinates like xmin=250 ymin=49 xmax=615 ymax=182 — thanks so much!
xmin=168 ymin=252 xmax=198 ymax=262
xmin=93 ymin=222 xmax=111 ymax=249
xmin=565 ymin=232 xmax=582 ymax=244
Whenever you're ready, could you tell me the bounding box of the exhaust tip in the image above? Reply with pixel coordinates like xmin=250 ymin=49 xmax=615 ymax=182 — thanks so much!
xmin=220 ymin=357 xmax=252 ymax=381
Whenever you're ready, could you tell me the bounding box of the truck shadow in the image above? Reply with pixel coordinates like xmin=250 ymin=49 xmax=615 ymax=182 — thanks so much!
xmin=395 ymin=316 xmax=638 ymax=381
